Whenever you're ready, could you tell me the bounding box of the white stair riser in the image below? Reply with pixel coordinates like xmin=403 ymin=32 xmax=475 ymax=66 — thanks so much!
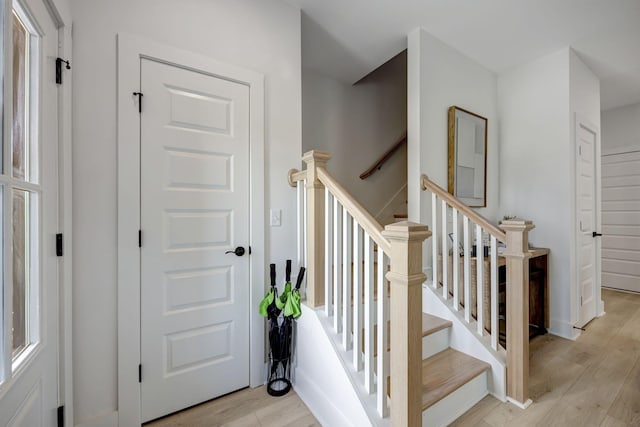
xmin=422 ymin=370 xmax=488 ymax=427
xmin=422 ymin=328 xmax=450 ymax=359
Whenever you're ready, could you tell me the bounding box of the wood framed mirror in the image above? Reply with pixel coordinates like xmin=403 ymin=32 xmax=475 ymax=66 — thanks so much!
xmin=448 ymin=106 xmax=488 ymax=207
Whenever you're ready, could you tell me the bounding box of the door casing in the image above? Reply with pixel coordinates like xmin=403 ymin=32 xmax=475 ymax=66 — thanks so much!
xmin=116 ymin=33 xmax=265 ymax=426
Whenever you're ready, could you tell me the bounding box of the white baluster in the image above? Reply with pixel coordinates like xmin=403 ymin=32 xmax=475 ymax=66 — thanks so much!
xmin=353 ymin=222 xmax=363 ymax=371
xmin=343 ymin=211 xmax=352 ymax=351
xmin=463 ymin=215 xmax=471 ymax=322
xmin=442 ymin=200 xmax=449 ymax=299
xmin=377 ymin=250 xmax=389 ymax=417
xmin=491 ymin=236 xmax=498 ymax=350
xmin=325 ymin=190 xmax=333 ymax=317
xmin=333 ymin=201 xmax=343 ymax=333
xmin=364 ymin=234 xmax=374 ymax=392
xmin=303 ymin=179 xmax=308 ymax=269
xmin=432 ymin=193 xmax=438 ymax=289
xmin=452 ymin=208 xmax=459 ymax=311
xmin=297 ymin=181 xmax=304 ymax=272
xmin=476 ymin=224 xmax=484 ymax=336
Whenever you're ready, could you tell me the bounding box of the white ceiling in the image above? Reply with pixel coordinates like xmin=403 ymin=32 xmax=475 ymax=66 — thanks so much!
xmin=287 ymin=0 xmax=640 ymax=111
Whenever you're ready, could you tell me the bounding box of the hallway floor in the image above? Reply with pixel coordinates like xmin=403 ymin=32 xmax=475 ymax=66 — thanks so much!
xmin=452 ymin=288 xmax=640 ymax=427
xmin=144 ymin=288 xmax=639 ymax=426
xmin=145 ymin=386 xmax=319 ymax=427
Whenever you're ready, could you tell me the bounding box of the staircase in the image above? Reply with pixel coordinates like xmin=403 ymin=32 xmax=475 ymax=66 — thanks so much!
xmin=420 ymin=314 xmax=490 ymax=425
xmin=288 ymin=151 xmax=535 ymax=425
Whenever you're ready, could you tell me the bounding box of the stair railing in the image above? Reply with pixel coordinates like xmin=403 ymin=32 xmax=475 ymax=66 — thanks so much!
xmin=289 ymin=151 xmax=430 ymax=424
xmin=359 ymin=132 xmax=407 ymax=179
xmin=420 ymin=174 xmax=534 ymax=408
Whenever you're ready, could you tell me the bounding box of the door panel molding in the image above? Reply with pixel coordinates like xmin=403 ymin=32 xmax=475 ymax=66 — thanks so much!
xmin=116 ymin=33 xmax=265 ymax=426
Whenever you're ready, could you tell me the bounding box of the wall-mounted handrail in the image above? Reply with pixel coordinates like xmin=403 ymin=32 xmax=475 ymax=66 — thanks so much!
xmin=318 ymin=168 xmax=391 ymax=254
xmin=420 ymin=174 xmax=506 ymax=242
xmin=359 ymin=132 xmax=407 ymax=180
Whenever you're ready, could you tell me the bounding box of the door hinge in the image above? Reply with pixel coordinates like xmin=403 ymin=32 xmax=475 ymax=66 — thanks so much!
xmin=133 ymin=91 xmax=143 ymax=113
xmin=139 ymin=364 xmax=142 ymax=383
xmin=138 ymin=230 xmax=142 ymax=248
xmin=56 ymin=57 xmax=70 ymax=85
xmin=56 ymin=233 xmax=64 ymax=257
xmin=581 ymin=296 xmax=583 ymax=305
xmin=57 ymin=405 xmax=64 ymax=427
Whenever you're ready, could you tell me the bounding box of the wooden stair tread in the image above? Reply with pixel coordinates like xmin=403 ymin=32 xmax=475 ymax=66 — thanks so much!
xmin=422 ymin=313 xmax=451 ymax=337
xmin=421 ymin=348 xmax=489 ymax=411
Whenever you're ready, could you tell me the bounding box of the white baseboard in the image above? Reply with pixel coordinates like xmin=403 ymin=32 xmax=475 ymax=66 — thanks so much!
xmin=548 ymin=318 xmax=581 ymax=340
xmin=75 ymin=411 xmax=118 ymax=427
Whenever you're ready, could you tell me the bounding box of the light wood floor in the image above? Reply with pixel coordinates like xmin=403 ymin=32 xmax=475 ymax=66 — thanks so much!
xmin=145 ymin=386 xmax=319 ymax=427
xmin=145 ymin=288 xmax=639 ymax=427
xmin=452 ymin=288 xmax=640 ymax=427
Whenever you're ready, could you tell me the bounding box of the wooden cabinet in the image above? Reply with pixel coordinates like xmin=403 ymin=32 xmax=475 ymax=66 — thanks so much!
xmin=437 ymin=248 xmax=549 ymax=347
xmin=497 ymin=249 xmax=549 ymax=346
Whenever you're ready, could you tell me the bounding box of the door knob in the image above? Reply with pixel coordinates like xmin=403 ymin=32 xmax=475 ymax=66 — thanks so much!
xmin=225 ymin=246 xmax=246 ymax=256
xmin=592 ymin=232 xmax=602 ymax=238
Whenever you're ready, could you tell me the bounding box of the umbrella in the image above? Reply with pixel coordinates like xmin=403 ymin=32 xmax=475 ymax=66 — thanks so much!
xmin=279 ymin=260 xmax=292 ymax=309
xmin=259 ymin=263 xmax=284 ymax=318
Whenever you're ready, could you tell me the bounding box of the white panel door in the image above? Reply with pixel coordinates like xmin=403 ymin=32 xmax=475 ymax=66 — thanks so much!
xmin=0 ymin=0 xmax=60 ymax=425
xmin=140 ymin=59 xmax=250 ymax=422
xmin=576 ymin=122 xmax=598 ymax=327
xmin=602 ymin=150 xmax=640 ymax=293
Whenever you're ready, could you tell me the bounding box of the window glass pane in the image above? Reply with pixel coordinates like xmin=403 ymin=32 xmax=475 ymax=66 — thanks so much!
xmin=12 ymin=189 xmax=30 ymax=358
xmin=12 ymin=11 xmax=28 ymax=181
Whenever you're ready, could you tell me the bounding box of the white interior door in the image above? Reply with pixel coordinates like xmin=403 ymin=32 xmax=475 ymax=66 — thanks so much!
xmin=140 ymin=58 xmax=250 ymax=422
xmin=576 ymin=120 xmax=599 ymax=327
xmin=602 ymin=149 xmax=640 ymax=293
xmin=0 ymin=0 xmax=60 ymax=425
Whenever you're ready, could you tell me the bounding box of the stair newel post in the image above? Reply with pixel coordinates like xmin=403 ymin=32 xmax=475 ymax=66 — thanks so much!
xmin=501 ymin=218 xmax=535 ymax=408
xmin=383 ymin=221 xmax=431 ymax=427
xmin=302 ymin=150 xmax=331 ymax=308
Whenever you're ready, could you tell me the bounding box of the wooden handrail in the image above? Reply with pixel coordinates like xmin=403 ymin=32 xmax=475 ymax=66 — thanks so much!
xmin=420 ymin=174 xmax=506 ymax=242
xmin=318 ymin=167 xmax=392 ymax=254
xmin=288 ymin=168 xmax=307 ymax=187
xmin=359 ymin=132 xmax=407 ymax=180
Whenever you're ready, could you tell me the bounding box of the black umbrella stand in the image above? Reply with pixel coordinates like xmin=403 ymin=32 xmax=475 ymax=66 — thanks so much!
xmin=266 ymin=263 xmax=305 ymax=397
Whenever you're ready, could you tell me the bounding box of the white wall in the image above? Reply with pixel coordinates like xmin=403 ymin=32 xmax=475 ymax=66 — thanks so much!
xmin=602 ymin=102 xmax=640 ymax=151
xmin=408 ymin=28 xmax=500 ymax=273
xmin=302 ymin=52 xmax=407 ymax=216
xmin=70 ymin=0 xmax=301 ymax=424
xmin=498 ymin=48 xmax=601 ymax=338
xmin=570 ymin=49 xmax=602 ymax=324
xmin=498 ymin=48 xmax=571 ymax=336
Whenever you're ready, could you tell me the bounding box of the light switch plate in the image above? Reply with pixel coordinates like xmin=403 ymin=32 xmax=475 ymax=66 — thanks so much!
xmin=270 ymin=209 xmax=282 ymax=227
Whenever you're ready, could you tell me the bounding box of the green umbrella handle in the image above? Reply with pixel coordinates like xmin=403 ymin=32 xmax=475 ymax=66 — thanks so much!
xmin=294 ymin=267 xmax=306 ymax=290
xmin=270 ymin=263 xmax=276 ymax=288
xmin=285 ymin=260 xmax=292 ymax=282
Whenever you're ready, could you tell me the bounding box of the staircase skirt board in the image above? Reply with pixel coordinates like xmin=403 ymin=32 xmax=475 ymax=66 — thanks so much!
xmin=293 ymin=304 xmax=378 ymax=426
